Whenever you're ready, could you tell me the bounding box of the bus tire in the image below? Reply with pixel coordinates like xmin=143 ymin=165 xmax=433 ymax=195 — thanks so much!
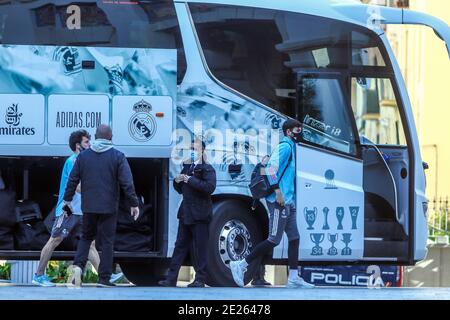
xmin=205 ymin=200 xmax=263 ymax=287
xmin=119 ymin=260 xmax=169 ymax=286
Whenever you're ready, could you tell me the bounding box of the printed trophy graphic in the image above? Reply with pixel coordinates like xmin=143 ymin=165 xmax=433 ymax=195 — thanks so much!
xmin=322 ymin=207 xmax=330 ymax=230
xmin=304 ymin=207 xmax=317 ymax=230
xmin=327 ymin=233 xmax=338 ymax=256
xmin=341 ymin=233 xmax=352 ymax=256
xmin=324 ymin=169 xmax=337 ymax=189
xmin=310 ymin=233 xmax=324 ymax=256
xmin=336 ymin=207 xmax=345 ymax=230
xmin=349 ymin=206 xmax=359 ymax=230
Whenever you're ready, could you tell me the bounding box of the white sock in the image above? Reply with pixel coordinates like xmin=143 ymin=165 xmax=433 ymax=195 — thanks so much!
xmin=239 ymin=259 xmax=249 ymax=269
xmin=288 ymin=269 xmax=299 ymax=280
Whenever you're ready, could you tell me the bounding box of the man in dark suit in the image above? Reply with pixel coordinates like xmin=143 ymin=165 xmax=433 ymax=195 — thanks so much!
xmin=158 ymin=138 xmax=216 ymax=288
xmin=63 ymin=124 xmax=139 ymax=287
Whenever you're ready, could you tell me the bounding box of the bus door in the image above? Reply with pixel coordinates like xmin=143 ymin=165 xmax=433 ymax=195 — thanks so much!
xmin=293 ymin=71 xmax=366 ymax=262
xmin=350 ymin=75 xmax=410 ymax=262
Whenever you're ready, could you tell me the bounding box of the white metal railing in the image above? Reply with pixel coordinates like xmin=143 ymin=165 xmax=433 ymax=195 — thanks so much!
xmin=428 ymin=196 xmax=450 ymax=244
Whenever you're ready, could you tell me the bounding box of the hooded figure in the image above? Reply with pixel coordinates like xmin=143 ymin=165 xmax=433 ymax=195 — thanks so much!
xmin=63 ymin=124 xmax=139 ymax=287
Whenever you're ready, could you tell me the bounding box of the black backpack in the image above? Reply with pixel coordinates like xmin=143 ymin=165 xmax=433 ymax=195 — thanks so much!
xmin=248 ymin=142 xmax=293 ymax=200
xmin=13 ymin=201 xmax=50 ymax=250
xmin=14 ymin=218 xmax=50 ymax=250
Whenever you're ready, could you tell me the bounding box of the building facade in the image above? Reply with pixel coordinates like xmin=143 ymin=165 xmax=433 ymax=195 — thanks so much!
xmin=363 ymin=0 xmax=450 ymax=215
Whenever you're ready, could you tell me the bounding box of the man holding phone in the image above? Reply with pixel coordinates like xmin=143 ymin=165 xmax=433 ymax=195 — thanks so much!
xmin=158 ymin=138 xmax=216 ymax=288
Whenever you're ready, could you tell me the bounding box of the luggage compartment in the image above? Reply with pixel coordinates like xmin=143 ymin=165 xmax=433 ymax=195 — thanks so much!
xmin=0 ymin=156 xmax=168 ymax=260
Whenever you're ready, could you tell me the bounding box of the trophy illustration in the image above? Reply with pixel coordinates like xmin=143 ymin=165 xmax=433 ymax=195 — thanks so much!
xmin=327 ymin=233 xmax=338 ymax=256
xmin=324 ymin=169 xmax=337 ymax=189
xmin=341 ymin=233 xmax=352 ymax=255
xmin=310 ymin=233 xmax=324 ymax=256
xmin=349 ymin=206 xmax=359 ymax=230
xmin=336 ymin=207 xmax=345 ymax=230
xmin=322 ymin=207 xmax=330 ymax=230
xmin=304 ymin=207 xmax=317 ymax=230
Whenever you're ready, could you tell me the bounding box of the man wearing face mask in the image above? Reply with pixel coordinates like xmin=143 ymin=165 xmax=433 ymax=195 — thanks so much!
xmin=230 ymin=119 xmax=314 ymax=288
xmin=158 ymin=138 xmax=216 ymax=288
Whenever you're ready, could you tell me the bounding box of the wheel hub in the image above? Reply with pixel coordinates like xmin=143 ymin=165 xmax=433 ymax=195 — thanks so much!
xmin=218 ymin=219 xmax=253 ymax=268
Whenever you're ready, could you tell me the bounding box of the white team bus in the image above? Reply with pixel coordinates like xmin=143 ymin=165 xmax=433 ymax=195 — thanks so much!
xmin=0 ymin=0 xmax=448 ymax=286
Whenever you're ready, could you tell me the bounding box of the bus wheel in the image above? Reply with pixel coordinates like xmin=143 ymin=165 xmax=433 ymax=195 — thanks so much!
xmin=206 ymin=200 xmax=263 ymax=287
xmin=120 ymin=260 xmax=169 ymax=286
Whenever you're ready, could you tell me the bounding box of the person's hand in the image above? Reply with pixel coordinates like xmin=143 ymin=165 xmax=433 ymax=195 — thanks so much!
xmin=275 ymin=189 xmax=285 ymax=207
xmin=174 ymin=174 xmax=184 ymax=183
xmin=131 ymin=207 xmax=140 ymax=221
xmin=182 ymin=174 xmax=190 ymax=183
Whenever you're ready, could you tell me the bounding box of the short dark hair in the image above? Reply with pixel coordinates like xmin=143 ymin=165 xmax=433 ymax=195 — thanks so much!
xmin=69 ymin=130 xmax=91 ymax=152
xmin=282 ymin=118 xmax=302 ymax=136
xmin=95 ymin=124 xmax=113 ymax=140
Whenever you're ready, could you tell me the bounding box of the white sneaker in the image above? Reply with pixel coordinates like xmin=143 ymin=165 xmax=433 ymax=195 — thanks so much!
xmin=286 ymin=277 xmax=315 ymax=289
xmin=110 ymin=272 xmax=124 ymax=284
xmin=229 ymin=260 xmax=246 ymax=287
xmin=66 ymin=265 xmax=82 ymax=289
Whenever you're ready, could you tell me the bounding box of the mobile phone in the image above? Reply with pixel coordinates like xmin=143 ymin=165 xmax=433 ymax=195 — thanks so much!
xmin=62 ymin=203 xmax=73 ymax=216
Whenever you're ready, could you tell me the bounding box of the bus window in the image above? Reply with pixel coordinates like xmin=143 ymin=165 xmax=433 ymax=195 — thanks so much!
xmin=352 ymin=31 xmax=386 ymax=67
xmin=0 ymin=0 xmax=186 ymax=84
xmin=298 ymin=75 xmax=358 ymax=156
xmin=351 ymin=77 xmax=407 ymax=146
xmin=189 ymin=4 xmax=298 ymax=118
xmin=189 ymin=4 xmax=393 ymax=121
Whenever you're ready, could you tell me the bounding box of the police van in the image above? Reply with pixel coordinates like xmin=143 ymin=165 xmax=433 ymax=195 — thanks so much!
xmin=0 ymin=0 xmax=448 ymax=286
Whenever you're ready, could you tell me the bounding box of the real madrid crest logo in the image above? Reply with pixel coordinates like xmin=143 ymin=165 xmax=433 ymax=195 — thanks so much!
xmin=128 ymin=100 xmax=157 ymax=142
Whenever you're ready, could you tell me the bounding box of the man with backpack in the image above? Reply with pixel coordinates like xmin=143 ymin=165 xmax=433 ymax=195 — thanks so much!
xmin=230 ymin=119 xmax=314 ymax=288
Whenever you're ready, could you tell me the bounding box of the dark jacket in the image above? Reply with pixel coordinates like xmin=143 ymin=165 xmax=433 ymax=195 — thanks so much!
xmin=64 ymin=148 xmax=139 ymax=214
xmin=174 ymin=161 xmax=216 ymax=224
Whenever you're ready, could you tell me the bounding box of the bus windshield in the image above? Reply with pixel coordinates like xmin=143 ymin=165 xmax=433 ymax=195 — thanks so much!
xmin=189 ymin=4 xmax=406 ymax=153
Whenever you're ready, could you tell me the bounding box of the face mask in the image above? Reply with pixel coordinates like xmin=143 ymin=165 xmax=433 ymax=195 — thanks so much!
xmin=78 ymin=144 xmax=86 ymax=152
xmin=190 ymin=150 xmax=199 ymax=162
xmin=291 ymin=131 xmax=302 ymax=143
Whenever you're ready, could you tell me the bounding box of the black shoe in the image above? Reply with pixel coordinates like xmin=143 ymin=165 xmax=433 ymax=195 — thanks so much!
xmin=187 ymin=280 xmax=205 ymax=288
xmin=251 ymin=279 xmax=272 ymax=287
xmin=158 ymin=279 xmax=177 ymax=287
xmin=98 ymin=280 xmax=116 ymax=288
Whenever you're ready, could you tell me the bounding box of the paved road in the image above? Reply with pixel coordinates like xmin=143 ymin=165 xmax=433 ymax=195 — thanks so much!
xmin=1 ymin=283 xmax=450 ymax=300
